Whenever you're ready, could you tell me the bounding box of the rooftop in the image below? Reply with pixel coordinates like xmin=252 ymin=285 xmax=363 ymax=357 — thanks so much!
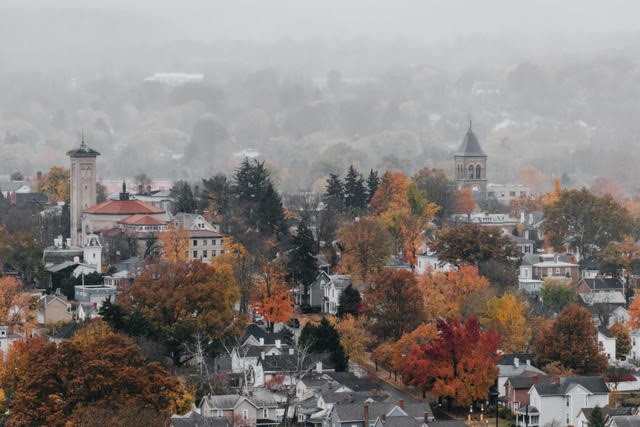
xmin=454 ymin=122 xmax=486 ymax=157
xmin=85 ymin=199 xmax=164 ymax=215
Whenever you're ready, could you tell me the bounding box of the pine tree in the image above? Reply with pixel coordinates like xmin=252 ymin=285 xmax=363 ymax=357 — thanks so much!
xmin=344 ymin=165 xmax=367 ymax=213
xmin=300 ymin=317 xmax=349 ymax=371
xmin=324 ymin=173 xmax=345 ymax=211
xmin=366 ymin=169 xmax=380 ymax=204
xmin=588 ymin=406 xmax=605 ymax=427
xmin=337 ymin=284 xmax=362 ymax=317
xmin=289 ymin=222 xmax=318 ymax=306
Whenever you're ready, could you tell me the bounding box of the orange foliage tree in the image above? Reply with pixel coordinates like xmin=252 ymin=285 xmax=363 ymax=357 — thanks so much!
xmin=254 ymin=260 xmax=293 ymax=330
xmin=119 ymin=260 xmax=242 ymax=366
xmin=455 ymin=188 xmax=475 ymax=216
xmin=159 ymin=224 xmax=189 ymax=263
xmin=391 ymin=323 xmax=437 ymax=373
xmin=400 ymin=317 xmax=500 ymax=406
xmin=0 ymin=320 xmax=191 ymax=427
xmin=627 ymin=296 xmax=640 ymax=330
xmin=370 ymin=171 xmax=410 ymax=215
xmin=419 ymin=265 xmax=490 ymax=320
xmin=0 ymin=277 xmax=36 ymax=334
xmin=337 ymin=217 xmax=392 ymax=282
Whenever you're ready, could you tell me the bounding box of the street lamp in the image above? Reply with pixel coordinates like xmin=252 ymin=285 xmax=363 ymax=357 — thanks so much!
xmin=489 ymin=385 xmax=499 ymax=427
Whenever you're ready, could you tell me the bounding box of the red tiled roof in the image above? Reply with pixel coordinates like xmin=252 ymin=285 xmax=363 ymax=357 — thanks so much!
xmin=119 ymin=214 xmax=168 ymax=226
xmin=189 ymin=229 xmax=224 ymax=238
xmin=85 ymin=199 xmax=164 ymax=215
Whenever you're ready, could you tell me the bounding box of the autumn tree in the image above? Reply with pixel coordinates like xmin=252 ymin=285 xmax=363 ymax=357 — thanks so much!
xmin=400 ymin=317 xmax=500 ymax=406
xmin=254 ymin=260 xmax=293 ymax=331
xmin=299 ymin=317 xmax=349 ymax=371
xmin=215 ymin=238 xmax=254 ymax=315
xmin=543 ymin=188 xmax=633 ymax=258
xmin=627 ymin=296 xmax=640 ymax=330
xmin=419 ymin=265 xmax=490 ymax=320
xmin=35 ymin=166 xmax=70 ymax=202
xmin=482 ymin=293 xmax=531 ymax=352
xmin=370 ymin=171 xmax=410 ymax=215
xmin=600 ymin=237 xmax=640 ymax=301
xmin=3 ymin=232 xmax=44 ymax=286
xmin=337 ymin=217 xmax=392 ymax=282
xmin=363 ymin=269 xmax=425 ymax=341
xmin=372 ymin=341 xmax=394 ymax=377
xmin=0 ymin=321 xmax=190 ymax=427
xmin=159 ymin=224 xmax=189 ymax=263
xmin=391 ymin=323 xmax=437 ymax=376
xmin=534 ymin=304 xmax=608 ymax=375
xmin=106 ymin=260 xmax=243 ymax=366
xmin=411 ymin=167 xmax=457 ymax=225
xmin=332 ymin=314 xmax=372 ymax=363
xmin=0 ymin=277 xmax=36 ymax=333
xmin=455 ymin=188 xmax=476 ymax=216
xmin=609 ymin=322 xmax=632 ymax=360
xmin=541 ymin=278 xmax=575 ymax=312
xmin=337 ymin=284 xmax=361 ymax=317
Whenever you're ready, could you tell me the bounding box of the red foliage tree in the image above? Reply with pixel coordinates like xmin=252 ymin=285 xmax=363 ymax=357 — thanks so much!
xmin=399 ymin=317 xmax=500 ymax=408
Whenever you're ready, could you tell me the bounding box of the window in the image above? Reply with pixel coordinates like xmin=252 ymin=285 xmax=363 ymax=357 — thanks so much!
xmin=476 ymin=165 xmax=481 ymax=179
xmin=509 ymin=191 xmax=516 ymax=197
xmin=203 ymin=250 xmax=208 ymax=258
xmin=193 ymin=240 xmax=197 ymax=246
xmin=217 ymin=410 xmax=223 ymax=417
xmin=468 ymin=165 xmax=474 ymax=179
xmin=547 ymin=268 xmax=552 ymax=275
xmin=242 ymin=409 xmax=248 ymax=420
xmin=555 ymin=267 xmax=560 ymax=274
xmin=488 ymin=191 xmax=495 ymax=197
xmin=193 ymin=250 xmax=198 ymax=258
xmin=263 ymin=408 xmax=268 ymax=418
xmin=566 ymin=267 xmax=571 ymax=274
xmin=212 ymin=250 xmax=217 ymax=256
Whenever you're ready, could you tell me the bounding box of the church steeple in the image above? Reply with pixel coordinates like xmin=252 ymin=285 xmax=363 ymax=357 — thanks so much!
xmin=454 ymin=122 xmax=488 ymax=198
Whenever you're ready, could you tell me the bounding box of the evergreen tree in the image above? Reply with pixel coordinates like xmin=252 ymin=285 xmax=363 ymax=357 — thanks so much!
xmin=324 ymin=173 xmax=345 ymax=211
xmin=170 ymin=181 xmax=197 ymax=214
xmin=337 ymin=284 xmax=362 ymax=317
xmin=258 ymin=182 xmax=286 ymax=237
xmin=588 ymin=406 xmax=605 ymax=427
xmin=300 ymin=317 xmax=349 ymax=371
xmin=366 ymin=169 xmax=380 ymax=204
xmin=344 ymin=165 xmax=367 ymax=213
xmin=289 ymin=221 xmax=318 ymax=306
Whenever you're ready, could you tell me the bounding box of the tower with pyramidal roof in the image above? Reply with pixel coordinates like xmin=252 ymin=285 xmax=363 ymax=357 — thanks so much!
xmin=66 ymin=136 xmax=100 ymax=246
xmin=454 ymin=121 xmax=487 ymax=198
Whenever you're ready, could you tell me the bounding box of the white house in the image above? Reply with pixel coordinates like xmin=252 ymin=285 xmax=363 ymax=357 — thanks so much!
xmin=597 ymin=327 xmax=617 ymax=362
xmin=415 ymin=251 xmax=452 ymax=275
xmin=321 ymin=275 xmax=351 ymax=315
xmin=516 ymin=376 xmax=610 ymax=427
xmin=497 ymin=354 xmax=545 ymax=396
xmin=628 ymin=329 xmax=640 ymax=362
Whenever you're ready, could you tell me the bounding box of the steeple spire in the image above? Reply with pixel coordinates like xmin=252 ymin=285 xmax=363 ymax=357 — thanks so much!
xmin=80 ymin=129 xmax=86 ymax=149
xmin=469 ymin=119 xmax=472 ymax=131
xmin=119 ymin=179 xmax=130 ymax=201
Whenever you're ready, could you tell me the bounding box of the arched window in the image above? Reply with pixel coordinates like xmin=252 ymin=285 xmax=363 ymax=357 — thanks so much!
xmin=476 ymin=164 xmax=482 ymax=180
xmin=468 ymin=165 xmax=475 ymax=179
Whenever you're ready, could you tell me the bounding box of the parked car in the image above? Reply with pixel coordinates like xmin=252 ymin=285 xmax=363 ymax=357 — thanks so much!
xmin=287 ymin=318 xmax=300 ymax=328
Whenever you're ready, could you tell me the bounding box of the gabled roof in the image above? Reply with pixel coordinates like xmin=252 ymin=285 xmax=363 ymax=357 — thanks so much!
xmin=579 ymin=255 xmax=601 ymax=271
xmin=85 ymin=199 xmax=164 ymax=215
xmin=243 ymin=324 xmax=288 ymax=346
xmin=497 ymin=353 xmax=536 ymax=366
xmin=49 ymin=322 xmax=78 ymax=340
xmin=454 ymin=124 xmax=486 ymax=157
xmin=199 ymin=394 xmax=277 ymax=411
xmin=580 ymin=291 xmax=626 ymax=306
xmin=610 ymin=415 xmax=640 ymax=427
xmin=171 ymin=411 xmax=230 ymax=427
xmin=533 ymin=376 xmax=609 ymax=396
xmin=189 ymin=229 xmax=224 ymax=238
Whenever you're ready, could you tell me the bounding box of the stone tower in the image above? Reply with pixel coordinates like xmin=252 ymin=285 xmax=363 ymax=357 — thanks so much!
xmin=66 ymin=137 xmax=100 ymax=246
xmin=454 ymin=121 xmax=487 ymax=198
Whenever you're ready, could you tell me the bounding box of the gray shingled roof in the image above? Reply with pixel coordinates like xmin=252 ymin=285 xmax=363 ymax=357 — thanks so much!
xmin=581 ymin=278 xmax=622 ymax=291
xmin=171 ymin=411 xmax=230 ymax=427
xmin=534 ymin=376 xmax=609 ymax=396
xmin=243 ymin=324 xmax=289 ymax=346
xmin=454 ymin=126 xmax=486 ymax=157
xmin=611 ymin=416 xmax=640 ymax=427
xmin=377 ymin=415 xmax=424 ymax=426
xmin=497 ymin=353 xmax=536 ymax=366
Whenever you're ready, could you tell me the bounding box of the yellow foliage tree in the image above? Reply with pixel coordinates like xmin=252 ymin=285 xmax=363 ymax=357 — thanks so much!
xmin=419 ymin=265 xmax=490 ymax=320
xmin=35 ymin=166 xmax=70 ymax=202
xmin=159 ymin=224 xmax=189 ymax=263
xmin=215 ymin=238 xmax=254 ymax=315
xmin=332 ymin=314 xmax=373 ymax=363
xmin=543 ymin=177 xmax=562 ymax=206
xmin=482 ymin=293 xmax=531 ymax=352
xmin=0 ymin=277 xmax=36 ymax=334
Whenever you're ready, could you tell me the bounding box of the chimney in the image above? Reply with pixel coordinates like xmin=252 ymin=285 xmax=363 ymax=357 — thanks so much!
xmin=364 ymin=405 xmax=369 ymax=427
xmin=259 ymin=337 xmax=265 ymax=345
xmin=532 ymin=375 xmax=538 ymax=384
xmin=261 ymin=351 xmax=265 ymax=359
xmin=555 ymin=376 xmax=560 ymax=386
xmin=248 ymin=390 xmax=253 ymax=397
xmin=138 ymin=184 xmax=143 ymax=194
xmin=372 ymin=389 xmax=377 ymax=397
xmin=526 ymin=359 xmax=531 ymax=366
xmin=275 ymin=339 xmax=281 ymax=348
xmin=289 ymin=348 xmax=294 ymax=355
xmin=554 ymin=253 xmax=559 ymax=264
xmin=381 ymin=414 xmax=386 ymax=422
xmin=424 ymin=412 xmax=429 ymax=423
xmin=514 ymin=357 xmax=519 ymax=368
xmin=399 ymin=399 xmax=404 ymax=410
xmin=349 ymin=394 xmax=353 ymax=403
xmin=93 ymin=302 xmax=97 ymax=310
xmin=146 ymin=185 xmax=151 ymax=196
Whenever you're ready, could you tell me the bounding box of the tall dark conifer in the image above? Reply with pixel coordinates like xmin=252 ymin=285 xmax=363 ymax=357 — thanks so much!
xmin=366 ymin=169 xmax=380 ymax=204
xmin=344 ymin=165 xmax=367 ymax=213
xmin=289 ymin=221 xmax=318 ymax=306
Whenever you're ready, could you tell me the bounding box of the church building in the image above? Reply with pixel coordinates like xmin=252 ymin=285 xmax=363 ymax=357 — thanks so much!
xmin=454 ymin=122 xmax=487 ymax=198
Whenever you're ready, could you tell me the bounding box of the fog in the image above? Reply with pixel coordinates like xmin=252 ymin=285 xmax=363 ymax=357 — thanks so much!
xmin=2 ymin=0 xmax=640 ymax=195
